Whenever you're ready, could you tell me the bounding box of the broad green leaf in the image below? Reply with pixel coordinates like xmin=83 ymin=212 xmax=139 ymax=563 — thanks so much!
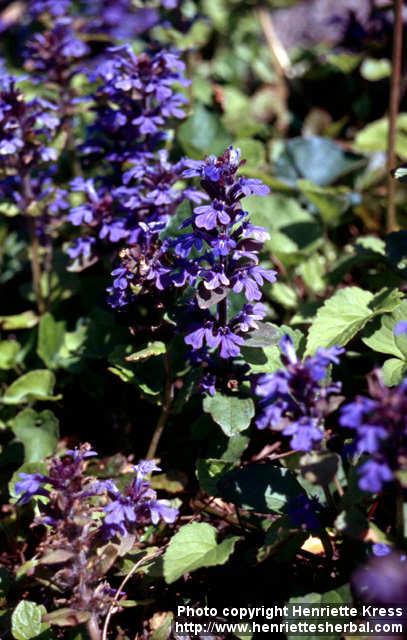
xmin=269 ymin=282 xmax=298 ymax=309
xmin=37 ymin=314 xmax=88 ymax=370
xmin=0 ymin=201 xmax=19 ymax=217
xmin=297 ymin=254 xmax=326 ymax=294
xmin=37 ymin=313 xmax=65 ymax=369
xmin=243 ymin=322 xmax=279 ymax=347
xmin=369 ymin=287 xmax=404 ymax=314
xmin=360 ymin=57 xmax=391 ymax=81
xmin=0 ymin=311 xmax=38 ymax=330
xmin=203 ymin=393 xmax=255 ymax=436
xmin=151 ymin=613 xmax=174 ymax=640
xmin=354 ymin=114 xmax=407 ymax=159
xmin=163 ymin=522 xmax=239 ymax=584
xmin=0 ymin=340 xmax=20 ymax=369
xmin=363 ymin=300 xmax=407 ymax=358
xmin=11 ymin=601 xmax=47 ymax=640
xmin=11 ymin=408 xmax=59 ymax=462
xmin=305 ymin=287 xmax=403 ymax=355
xmin=382 ymin=358 xmax=407 ymax=386
xmin=287 ymin=585 xmax=351 ymax=640
xmin=178 ymin=104 xmax=231 ymax=158
xmin=273 ymin=136 xmax=363 ymax=186
xmin=220 ymin=462 xmax=304 ymax=513
xmin=234 ymin=138 xmax=266 ymax=168
xmin=2 ymin=370 xmax=61 ymax=405
xmin=126 ymin=341 xmax=166 ymax=362
xmin=196 ymin=458 xmax=234 ymax=495
xmin=297 ymin=179 xmax=351 ymax=225
xmin=43 ymin=608 xmax=90 ymax=627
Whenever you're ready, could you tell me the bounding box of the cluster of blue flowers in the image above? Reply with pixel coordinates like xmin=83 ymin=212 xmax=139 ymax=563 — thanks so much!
xmin=0 ymin=73 xmax=66 ymax=243
xmin=109 ymin=147 xmax=276 ymax=366
xmin=15 ymin=444 xmax=177 ymax=621
xmin=15 ymin=444 xmax=177 ymax=538
xmin=66 ymin=45 xmax=194 ymax=275
xmin=340 ymin=372 xmax=407 ymax=493
xmin=254 ymin=335 xmax=344 ymax=451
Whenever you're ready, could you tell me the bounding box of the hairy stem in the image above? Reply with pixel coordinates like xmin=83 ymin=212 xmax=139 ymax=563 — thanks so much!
xmin=386 ymin=0 xmax=403 ymax=233
xmin=146 ymin=349 xmax=174 ymax=459
xmin=22 ymin=172 xmax=46 ymax=314
xmin=87 ymin=616 xmax=102 ymax=640
xmin=102 ymin=549 xmax=164 ymax=640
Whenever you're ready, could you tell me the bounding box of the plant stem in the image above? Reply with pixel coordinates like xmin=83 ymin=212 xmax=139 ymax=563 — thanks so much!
xmin=319 ymin=528 xmax=333 ymax=561
xmin=386 ymin=0 xmax=403 ymax=233
xmin=256 ymin=6 xmax=290 ymax=84
xmin=146 ymin=349 xmax=174 ymax=459
xmin=87 ymin=616 xmax=102 ymax=640
xmin=22 ymin=172 xmax=46 ymax=314
xmin=102 ymin=549 xmax=164 ymax=640
xmin=323 ymin=484 xmax=336 ymax=512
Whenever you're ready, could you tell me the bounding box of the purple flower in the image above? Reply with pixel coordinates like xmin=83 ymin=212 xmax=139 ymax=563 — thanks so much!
xmin=15 ymin=472 xmax=49 ymax=504
xmin=102 ymin=459 xmax=178 ymax=538
xmin=372 ymin=543 xmax=392 ymax=557
xmin=254 ymin=335 xmax=343 ymax=451
xmin=283 ymin=417 xmax=323 ymax=452
xmin=352 ymin=551 xmax=407 ymax=604
xmin=394 ymin=320 xmax=407 ymax=336
xmin=194 ymin=201 xmax=231 ymax=230
xmin=340 ymin=373 xmax=407 ymax=492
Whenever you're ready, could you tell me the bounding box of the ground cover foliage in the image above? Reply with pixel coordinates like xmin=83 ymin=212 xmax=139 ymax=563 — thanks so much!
xmin=0 ymin=0 xmax=406 ymax=638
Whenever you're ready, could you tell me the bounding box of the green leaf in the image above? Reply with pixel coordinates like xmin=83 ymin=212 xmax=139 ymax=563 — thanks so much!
xmin=219 ymin=462 xmax=304 ymax=513
xmin=234 ymin=138 xmax=266 ymax=168
xmin=0 ymin=311 xmax=38 ymax=330
xmin=37 ymin=313 xmax=65 ymax=369
xmin=11 ymin=601 xmax=47 ymax=640
xmin=163 ymin=522 xmax=239 ymax=584
xmin=203 ymin=394 xmax=255 ymax=437
xmin=354 ymin=114 xmax=407 ymax=159
xmin=37 ymin=314 xmax=88 ymax=370
xmin=0 ymin=340 xmax=20 ymax=370
xmin=43 ymin=608 xmax=90 ymax=627
xmin=196 ymin=458 xmax=234 ymax=495
xmin=269 ymin=282 xmax=298 ymax=309
xmin=360 ymin=57 xmax=391 ymax=81
xmin=273 ymin=137 xmax=362 ymax=187
xmin=178 ymin=104 xmax=231 ymax=158
xmin=382 ymin=357 xmax=407 ymax=386
xmin=11 ymin=408 xmax=59 ymax=462
xmin=151 ymin=613 xmax=174 ymax=640
xmin=362 ymin=300 xmax=407 ymax=358
xmin=0 ymin=201 xmax=20 ymax=217
xmin=125 ymin=341 xmax=166 ymax=362
xmin=305 ymin=287 xmax=403 ymax=355
xmin=243 ymin=323 xmax=279 ymax=347
xmin=2 ymin=370 xmax=61 ymax=405
xmin=287 ymin=585 xmax=351 ymax=640
xmin=297 ymin=179 xmax=351 ymax=225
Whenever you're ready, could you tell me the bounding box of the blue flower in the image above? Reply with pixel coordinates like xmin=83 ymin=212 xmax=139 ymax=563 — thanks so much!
xmin=340 ymin=373 xmax=407 ymax=492
xmin=15 ymin=472 xmax=49 ymax=504
xmin=254 ymin=335 xmax=343 ymax=451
